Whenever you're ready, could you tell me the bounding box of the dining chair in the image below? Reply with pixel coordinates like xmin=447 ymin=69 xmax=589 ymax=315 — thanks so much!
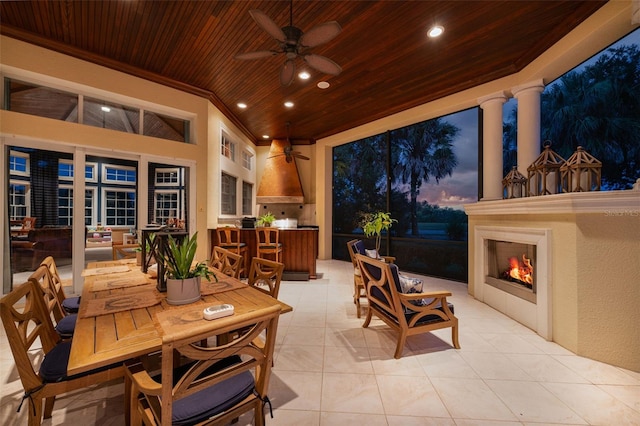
xmin=28 ymin=265 xmax=76 ymax=339
xmin=247 ymin=257 xmax=284 ymax=299
xmin=0 ymin=280 xmax=124 ymax=426
xmin=346 ymin=239 xmax=366 ymax=318
xmin=124 ymin=304 xmax=281 ymax=426
xmin=40 ymin=256 xmax=80 ymax=314
xmin=209 ymin=246 xmax=244 ymax=279
xmin=216 ymin=227 xmax=248 ymax=276
xmin=255 ymin=227 xmax=282 ymax=262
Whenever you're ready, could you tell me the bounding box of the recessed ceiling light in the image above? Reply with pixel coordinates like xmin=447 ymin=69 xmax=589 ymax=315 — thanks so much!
xmin=298 ymin=71 xmax=310 ymax=80
xmin=101 ymin=106 xmax=111 ymax=112
xmin=317 ymin=81 xmax=330 ymax=89
xmin=237 ymin=102 xmax=247 ymax=109
xmin=284 ymin=101 xmax=294 ymax=108
xmin=262 ymin=135 xmax=270 ymax=139
xmin=428 ymin=25 xmax=444 ymax=38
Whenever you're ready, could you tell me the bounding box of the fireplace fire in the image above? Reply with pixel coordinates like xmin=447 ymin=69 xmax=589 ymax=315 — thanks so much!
xmin=504 ymin=254 xmax=534 ymax=288
xmin=486 ymin=239 xmax=536 ymax=304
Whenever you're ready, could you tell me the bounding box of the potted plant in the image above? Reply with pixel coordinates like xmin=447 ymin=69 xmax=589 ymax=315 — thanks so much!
xmin=156 ymin=232 xmax=216 ymax=305
xmin=257 ymin=211 xmax=276 ymax=227
xmin=360 ymin=211 xmax=397 ymax=255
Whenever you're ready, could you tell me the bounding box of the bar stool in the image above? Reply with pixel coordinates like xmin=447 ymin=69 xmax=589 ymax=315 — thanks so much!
xmin=255 ymin=227 xmax=282 ymax=262
xmin=216 ymin=227 xmax=248 ymax=275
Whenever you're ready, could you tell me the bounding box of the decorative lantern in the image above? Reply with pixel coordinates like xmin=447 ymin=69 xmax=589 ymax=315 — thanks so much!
xmin=560 ymin=146 xmax=602 ymax=192
xmin=502 ymin=166 xmax=528 ymax=199
xmin=527 ymin=141 xmax=566 ymax=196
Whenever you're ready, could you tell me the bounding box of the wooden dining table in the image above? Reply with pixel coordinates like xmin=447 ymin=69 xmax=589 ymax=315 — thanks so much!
xmin=67 ymin=259 xmax=292 ymax=376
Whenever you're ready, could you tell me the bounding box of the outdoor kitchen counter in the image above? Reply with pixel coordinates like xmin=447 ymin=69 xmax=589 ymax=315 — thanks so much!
xmin=210 ymin=227 xmax=318 ymax=279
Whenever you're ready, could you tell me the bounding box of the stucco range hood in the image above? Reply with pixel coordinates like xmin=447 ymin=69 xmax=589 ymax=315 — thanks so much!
xmin=257 ymin=139 xmax=304 ymax=204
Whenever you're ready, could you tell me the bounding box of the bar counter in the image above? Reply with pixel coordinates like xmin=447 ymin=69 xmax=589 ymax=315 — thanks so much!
xmin=210 ymin=227 xmax=318 ymax=279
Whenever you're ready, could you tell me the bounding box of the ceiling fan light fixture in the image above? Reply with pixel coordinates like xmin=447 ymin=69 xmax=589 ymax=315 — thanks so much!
xmin=428 ymin=25 xmax=444 ymax=38
xmin=299 ymin=71 xmax=311 ymax=80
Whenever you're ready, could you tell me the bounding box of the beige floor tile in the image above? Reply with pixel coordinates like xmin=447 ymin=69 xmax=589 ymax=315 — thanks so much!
xmin=416 ymin=348 xmax=479 ymax=379
xmin=377 ymin=374 xmax=450 ymax=417
xmin=386 ymin=415 xmax=456 ymax=426
xmin=269 ymin=370 xmax=323 ymax=411
xmin=320 ymin=411 xmax=388 ymax=426
xmin=321 ymin=372 xmax=384 ymax=414
xmin=322 ymin=345 xmax=373 ymax=375
xmin=269 ymin=409 xmax=321 ymax=425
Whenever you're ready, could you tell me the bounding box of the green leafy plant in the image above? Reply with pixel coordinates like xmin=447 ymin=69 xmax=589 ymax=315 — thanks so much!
xmin=360 ymin=211 xmax=397 ymax=253
xmin=257 ymin=211 xmax=276 ymax=227
xmin=156 ymin=232 xmax=215 ymax=281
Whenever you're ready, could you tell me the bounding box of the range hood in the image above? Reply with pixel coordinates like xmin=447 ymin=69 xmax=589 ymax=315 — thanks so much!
xmin=257 ymin=139 xmax=305 ymax=204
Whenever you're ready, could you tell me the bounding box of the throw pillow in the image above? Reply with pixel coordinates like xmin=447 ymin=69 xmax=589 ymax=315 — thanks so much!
xmin=398 ymin=274 xmax=423 ymax=294
xmin=365 ymin=249 xmax=379 ymax=259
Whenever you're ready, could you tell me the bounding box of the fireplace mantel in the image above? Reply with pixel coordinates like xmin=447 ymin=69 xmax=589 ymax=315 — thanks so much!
xmin=464 ymin=190 xmax=639 ymax=216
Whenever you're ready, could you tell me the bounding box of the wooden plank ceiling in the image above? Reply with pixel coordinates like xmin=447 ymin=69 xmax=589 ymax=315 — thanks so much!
xmin=0 ymin=1 xmax=605 ymax=145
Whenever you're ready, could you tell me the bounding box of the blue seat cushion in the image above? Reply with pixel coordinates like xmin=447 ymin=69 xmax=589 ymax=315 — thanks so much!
xmin=62 ymin=296 xmax=80 ymax=313
xmin=151 ymin=355 xmax=256 ymax=425
xmin=39 ymin=341 xmax=120 ymax=383
xmin=55 ymin=314 xmax=76 ymax=338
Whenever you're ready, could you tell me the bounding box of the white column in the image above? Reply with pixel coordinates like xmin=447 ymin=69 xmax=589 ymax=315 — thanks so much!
xmin=512 ymin=80 xmax=545 ymax=176
xmin=478 ymin=91 xmax=508 ymax=200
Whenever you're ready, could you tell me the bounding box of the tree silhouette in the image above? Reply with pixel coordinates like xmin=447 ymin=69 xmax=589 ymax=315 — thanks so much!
xmin=391 ymin=119 xmax=459 ymax=235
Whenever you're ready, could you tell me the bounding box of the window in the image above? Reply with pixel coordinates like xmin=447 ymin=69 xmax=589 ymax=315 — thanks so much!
xmin=8 ymin=182 xmax=28 ymax=219
xmin=85 ymin=163 xmax=97 ymax=182
xmin=103 ymin=164 xmax=136 ymax=185
xmin=221 ymin=172 xmax=237 ymax=215
xmin=58 ymin=186 xmax=73 ymax=226
xmin=144 ymin=111 xmax=189 ymax=143
xmin=154 ymin=191 xmax=180 ymax=224
xmin=85 ymin=188 xmax=96 ymax=226
xmin=59 ymin=160 xmax=73 ymax=180
xmin=221 ymin=134 xmax=236 ymax=160
xmin=155 ymin=168 xmax=180 ymax=186
xmin=9 ymin=151 xmax=29 ymax=176
xmin=242 ymin=151 xmax=253 ymax=170
xmin=3 ymin=77 xmax=193 ymax=144
xmin=242 ymin=181 xmax=253 ymax=216
xmin=104 ymin=189 xmax=136 ymax=226
xmin=4 ymin=78 xmax=78 ymax=122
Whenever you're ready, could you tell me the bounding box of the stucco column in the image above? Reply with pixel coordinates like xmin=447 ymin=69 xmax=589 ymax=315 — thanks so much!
xmin=512 ymin=80 xmax=545 ymax=175
xmin=478 ymin=92 xmax=508 ymax=200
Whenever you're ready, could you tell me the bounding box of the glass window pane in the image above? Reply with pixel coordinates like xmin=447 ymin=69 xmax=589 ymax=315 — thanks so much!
xmin=5 ymin=78 xmax=78 ymax=122
xmin=242 ymin=181 xmax=252 ymax=215
xmin=144 ymin=111 xmax=188 ymax=142
xmin=221 ymin=172 xmax=237 ymax=215
xmin=84 ymin=97 xmax=140 ymax=133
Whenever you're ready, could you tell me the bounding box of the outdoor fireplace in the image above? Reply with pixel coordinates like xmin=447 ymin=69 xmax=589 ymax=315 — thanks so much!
xmin=473 ymin=226 xmax=551 ymax=339
xmin=486 ymin=240 xmax=536 ymax=303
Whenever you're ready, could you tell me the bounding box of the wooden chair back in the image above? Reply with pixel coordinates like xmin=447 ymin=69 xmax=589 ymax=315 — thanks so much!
xmin=255 ymin=227 xmax=282 ymax=262
xmin=216 ymin=227 xmax=245 ymax=251
xmin=28 ymin=265 xmax=65 ymax=324
xmin=346 ymin=239 xmax=366 ymax=318
xmin=209 ymin=246 xmax=244 ymax=279
xmin=356 ymin=254 xmax=460 ymax=358
xmin=247 ymin=257 xmax=284 ymax=299
xmin=125 ymin=304 xmax=281 ymax=426
xmin=18 ymin=216 xmax=37 ymax=235
xmin=1 ymin=281 xmax=123 ymax=425
xmin=112 ymin=243 xmax=139 ymax=260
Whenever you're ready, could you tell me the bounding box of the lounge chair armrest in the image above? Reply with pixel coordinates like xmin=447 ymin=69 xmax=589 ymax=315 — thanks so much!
xmin=398 ymin=290 xmax=452 ymax=301
xmin=125 ymin=360 xmax=162 ymax=395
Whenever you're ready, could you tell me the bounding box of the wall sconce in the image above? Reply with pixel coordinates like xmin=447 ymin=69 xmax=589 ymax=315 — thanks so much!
xmin=502 ymin=166 xmax=528 ymax=199
xmin=560 ymin=146 xmax=602 ymax=192
xmin=527 ymin=141 xmax=566 ymax=196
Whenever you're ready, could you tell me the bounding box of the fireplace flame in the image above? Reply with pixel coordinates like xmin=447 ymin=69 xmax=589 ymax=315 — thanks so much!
xmin=508 ymin=254 xmax=533 ymax=285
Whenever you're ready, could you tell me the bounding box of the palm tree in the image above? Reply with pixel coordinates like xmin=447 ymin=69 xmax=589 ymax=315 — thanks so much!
xmin=392 ymin=119 xmax=459 ymax=235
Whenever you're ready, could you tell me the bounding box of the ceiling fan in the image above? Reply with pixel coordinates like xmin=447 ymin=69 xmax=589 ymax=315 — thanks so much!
xmin=267 ymin=122 xmax=310 ymax=163
xmin=234 ymin=0 xmax=343 ymax=86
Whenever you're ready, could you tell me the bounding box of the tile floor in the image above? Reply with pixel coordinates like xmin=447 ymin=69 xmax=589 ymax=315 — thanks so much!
xmin=1 ymin=259 xmax=639 ymax=425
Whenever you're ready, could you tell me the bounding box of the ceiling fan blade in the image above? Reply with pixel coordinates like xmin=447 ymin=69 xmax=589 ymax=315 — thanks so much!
xmin=249 ymin=9 xmax=286 ymax=42
xmin=293 ymin=153 xmax=310 ymax=161
xmin=280 ymin=59 xmax=296 ymax=86
xmin=304 ymin=54 xmax=342 ymax=76
xmin=234 ymin=50 xmax=277 ymax=60
xmin=299 ymin=21 xmax=342 ymax=48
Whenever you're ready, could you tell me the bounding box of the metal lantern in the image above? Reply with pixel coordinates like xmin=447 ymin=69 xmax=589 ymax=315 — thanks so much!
xmin=527 ymin=141 xmax=566 ymax=196
xmin=502 ymin=166 xmax=528 ymax=199
xmin=560 ymin=146 xmax=602 ymax=192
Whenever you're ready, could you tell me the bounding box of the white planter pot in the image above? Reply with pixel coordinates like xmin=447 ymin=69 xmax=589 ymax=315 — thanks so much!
xmin=166 ymin=277 xmax=201 ymax=305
